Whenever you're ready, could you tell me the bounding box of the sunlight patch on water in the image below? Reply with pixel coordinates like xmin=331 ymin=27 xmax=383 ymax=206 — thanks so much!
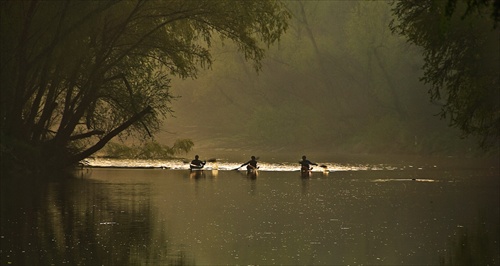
xmin=83 ymin=158 xmax=399 ymax=172
xmin=371 ymin=178 xmax=439 ymax=182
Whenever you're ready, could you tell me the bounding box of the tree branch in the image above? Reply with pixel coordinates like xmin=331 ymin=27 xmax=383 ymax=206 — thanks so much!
xmin=66 ymin=105 xmax=153 ymax=166
xmin=69 ymin=130 xmax=105 ymax=141
xmin=121 ymin=75 xmax=152 ymax=137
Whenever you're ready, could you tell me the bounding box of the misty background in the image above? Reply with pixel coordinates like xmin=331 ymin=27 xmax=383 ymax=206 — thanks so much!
xmin=154 ymin=1 xmax=481 ymax=158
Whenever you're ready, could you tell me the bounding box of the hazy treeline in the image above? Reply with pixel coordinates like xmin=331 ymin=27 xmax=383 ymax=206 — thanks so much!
xmin=166 ymin=1 xmax=495 ymax=155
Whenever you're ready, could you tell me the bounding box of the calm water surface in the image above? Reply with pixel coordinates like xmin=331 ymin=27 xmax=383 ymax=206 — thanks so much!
xmin=1 ymin=157 xmax=499 ymax=265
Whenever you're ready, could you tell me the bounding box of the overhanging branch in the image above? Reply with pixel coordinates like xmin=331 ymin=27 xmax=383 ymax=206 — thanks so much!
xmin=69 ymin=130 xmax=105 ymax=141
xmin=66 ymin=105 xmax=153 ymax=165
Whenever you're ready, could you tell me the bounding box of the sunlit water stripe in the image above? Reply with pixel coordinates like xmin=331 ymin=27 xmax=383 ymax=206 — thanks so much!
xmin=82 ymin=158 xmax=399 ymax=172
xmin=371 ymin=178 xmax=438 ymax=182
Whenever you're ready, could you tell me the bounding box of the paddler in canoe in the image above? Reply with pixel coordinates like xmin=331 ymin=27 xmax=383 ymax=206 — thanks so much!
xmin=235 ymin=156 xmax=259 ymax=174
xmin=190 ymin=155 xmax=206 ymax=170
xmin=299 ymin=155 xmax=317 ymax=177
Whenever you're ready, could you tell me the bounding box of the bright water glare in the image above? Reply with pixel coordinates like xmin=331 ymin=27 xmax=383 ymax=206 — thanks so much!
xmin=84 ymin=157 xmax=400 ymax=172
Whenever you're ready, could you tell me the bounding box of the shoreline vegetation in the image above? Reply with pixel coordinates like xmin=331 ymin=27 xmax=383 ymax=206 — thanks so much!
xmin=101 ymin=140 xmax=194 ymax=160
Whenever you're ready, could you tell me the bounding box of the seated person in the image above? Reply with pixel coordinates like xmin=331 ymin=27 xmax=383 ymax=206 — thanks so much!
xmin=190 ymin=155 xmax=206 ymax=170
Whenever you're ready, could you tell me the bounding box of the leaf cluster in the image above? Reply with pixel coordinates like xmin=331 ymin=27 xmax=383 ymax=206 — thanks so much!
xmin=103 ymin=139 xmax=193 ymax=159
xmin=390 ymin=0 xmax=500 ymax=148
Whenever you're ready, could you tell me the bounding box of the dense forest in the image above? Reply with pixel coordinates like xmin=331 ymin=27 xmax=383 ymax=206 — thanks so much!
xmin=162 ymin=1 xmax=498 ymax=156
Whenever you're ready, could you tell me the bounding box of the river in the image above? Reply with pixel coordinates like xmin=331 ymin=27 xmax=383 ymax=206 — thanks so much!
xmin=1 ymin=155 xmax=498 ymax=265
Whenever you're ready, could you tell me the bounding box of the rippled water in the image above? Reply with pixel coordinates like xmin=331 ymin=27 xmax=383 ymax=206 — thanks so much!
xmin=1 ymin=157 xmax=499 ymax=265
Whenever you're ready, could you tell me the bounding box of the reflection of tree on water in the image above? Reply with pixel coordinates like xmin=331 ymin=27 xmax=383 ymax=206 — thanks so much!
xmin=0 ymin=172 xmax=193 ymax=265
xmin=439 ymin=223 xmax=496 ymax=265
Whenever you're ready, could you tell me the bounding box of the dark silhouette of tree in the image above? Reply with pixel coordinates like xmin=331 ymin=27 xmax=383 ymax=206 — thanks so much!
xmin=0 ymin=0 xmax=289 ymax=172
xmin=390 ymin=0 xmax=499 ymax=148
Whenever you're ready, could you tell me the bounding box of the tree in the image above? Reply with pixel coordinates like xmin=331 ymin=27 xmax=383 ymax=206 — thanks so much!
xmin=390 ymin=0 xmax=500 ymax=148
xmin=168 ymin=1 xmax=481 ymax=155
xmin=0 ymin=0 xmax=289 ymax=172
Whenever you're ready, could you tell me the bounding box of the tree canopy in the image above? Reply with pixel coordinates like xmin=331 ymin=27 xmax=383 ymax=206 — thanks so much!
xmin=0 ymin=0 xmax=289 ymax=172
xmin=166 ymin=1 xmax=496 ymax=155
xmin=390 ymin=0 xmax=500 ymax=148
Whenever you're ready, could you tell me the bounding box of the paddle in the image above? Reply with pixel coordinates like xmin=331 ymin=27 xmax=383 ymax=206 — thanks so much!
xmin=233 ymin=157 xmax=259 ymax=170
xmin=234 ymin=165 xmax=260 ymax=171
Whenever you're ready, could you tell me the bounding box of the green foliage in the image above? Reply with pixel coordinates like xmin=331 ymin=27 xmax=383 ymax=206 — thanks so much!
xmin=390 ymin=0 xmax=500 ymax=148
xmin=138 ymin=142 xmax=174 ymax=160
xmin=103 ymin=142 xmax=136 ymax=159
xmin=103 ymin=139 xmax=193 ymax=159
xmin=172 ymin=139 xmax=195 ymax=155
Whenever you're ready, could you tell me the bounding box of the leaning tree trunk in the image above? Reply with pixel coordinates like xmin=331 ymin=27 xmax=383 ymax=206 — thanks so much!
xmin=51 ymin=106 xmax=153 ymax=169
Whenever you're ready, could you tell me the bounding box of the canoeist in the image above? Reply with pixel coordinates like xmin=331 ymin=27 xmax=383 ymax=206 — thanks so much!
xmin=299 ymin=155 xmax=317 ymax=172
xmin=239 ymin=156 xmax=258 ymax=172
xmin=190 ymin=155 xmax=206 ymax=170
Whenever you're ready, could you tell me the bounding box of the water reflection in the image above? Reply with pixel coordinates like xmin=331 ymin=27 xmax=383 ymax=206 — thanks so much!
xmin=440 ymin=218 xmax=498 ymax=265
xmin=188 ymin=169 xmax=206 ymax=179
xmin=0 ymin=171 xmax=191 ymax=265
xmin=211 ymin=169 xmax=219 ymax=177
xmin=246 ymin=169 xmax=258 ymax=179
xmin=247 ymin=174 xmax=258 ymax=196
xmin=301 ymin=169 xmax=312 ymax=178
xmin=301 ymin=177 xmax=310 ymax=195
xmin=187 ymin=169 xmax=221 ymax=180
xmin=2 ymin=163 xmax=498 ymax=265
